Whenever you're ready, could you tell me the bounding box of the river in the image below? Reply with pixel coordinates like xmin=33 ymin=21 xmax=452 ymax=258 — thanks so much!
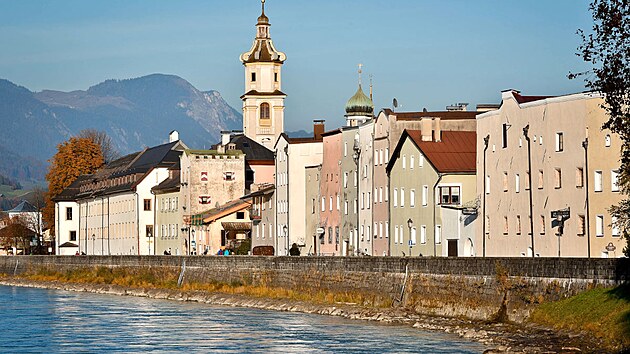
xmin=0 ymin=285 xmax=485 ymax=353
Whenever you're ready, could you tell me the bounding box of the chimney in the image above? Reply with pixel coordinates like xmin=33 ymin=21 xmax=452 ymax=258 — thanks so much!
xmin=313 ymin=120 xmax=325 ymax=140
xmin=221 ymin=130 xmax=231 ymax=146
xmin=169 ymin=130 xmax=179 ymax=143
xmin=433 ymin=118 xmax=442 ymax=142
xmin=421 ymin=118 xmax=432 ymax=141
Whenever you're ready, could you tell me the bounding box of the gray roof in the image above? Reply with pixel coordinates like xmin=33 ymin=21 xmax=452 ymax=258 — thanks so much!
xmin=7 ymin=200 xmax=37 ymax=213
xmin=213 ymin=134 xmax=274 ymax=161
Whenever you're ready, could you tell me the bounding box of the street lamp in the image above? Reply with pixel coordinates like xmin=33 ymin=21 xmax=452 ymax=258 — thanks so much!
xmin=282 ymin=225 xmax=288 ymax=255
xmin=407 ymin=218 xmax=413 ymax=257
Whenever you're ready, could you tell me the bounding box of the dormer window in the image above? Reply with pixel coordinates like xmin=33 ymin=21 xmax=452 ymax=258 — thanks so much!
xmin=224 ymin=172 xmax=235 ymax=181
xmin=227 ymin=143 xmax=236 ymax=150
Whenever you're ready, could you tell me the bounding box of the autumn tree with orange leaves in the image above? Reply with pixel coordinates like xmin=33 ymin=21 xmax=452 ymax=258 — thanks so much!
xmin=44 ymin=137 xmax=104 ymax=237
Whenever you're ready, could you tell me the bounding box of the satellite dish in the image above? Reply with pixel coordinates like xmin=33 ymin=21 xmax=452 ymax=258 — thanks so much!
xmin=393 ymin=98 xmax=398 ymax=108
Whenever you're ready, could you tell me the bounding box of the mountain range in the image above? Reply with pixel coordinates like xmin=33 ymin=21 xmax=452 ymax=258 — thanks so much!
xmin=0 ymin=74 xmax=242 ymax=182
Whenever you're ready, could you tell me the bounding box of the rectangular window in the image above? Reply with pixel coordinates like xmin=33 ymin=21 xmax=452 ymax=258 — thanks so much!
xmin=146 ymin=225 xmax=153 ymax=238
xmin=410 ymin=189 xmax=416 ymax=208
xmin=485 ymin=216 xmax=490 ymax=234
xmin=596 ymin=215 xmax=604 ymax=236
xmin=400 ymin=188 xmax=405 ymax=207
xmin=361 ymin=192 xmax=365 ymax=209
xmin=367 ymin=192 xmax=371 ymax=209
xmin=393 ymin=188 xmax=398 ymax=207
xmin=379 ymin=187 xmax=383 ymax=203
xmin=422 ymin=185 xmax=428 ymax=206
xmin=379 ymin=222 xmax=383 ymax=239
xmin=576 ymin=168 xmax=584 ymax=187
xmin=344 ymin=201 xmax=348 ymax=215
xmin=612 ymin=170 xmax=620 ymax=192
xmin=503 ymin=172 xmax=508 ymax=192
xmin=485 ymin=175 xmax=490 ymax=194
xmin=394 ymin=225 xmax=399 ymax=244
xmin=336 ymin=195 xmax=340 ymax=210
xmin=420 ymin=225 xmax=427 ymax=244
xmin=410 ymin=155 xmax=415 ymax=169
xmin=538 ymin=170 xmax=544 ymax=189
xmin=402 ymin=155 xmax=406 ymax=169
xmin=595 ymin=170 xmax=603 ymax=192
xmin=578 ymin=214 xmax=585 ymax=236
xmin=555 ymin=132 xmax=564 ymax=152
xmin=69 ymin=231 xmax=77 ymax=241
xmin=353 ymin=199 xmax=358 ymax=213
xmin=385 ymin=148 xmax=389 ymax=163
xmin=419 ymin=154 xmax=424 ymax=167
xmin=354 ymin=171 xmax=358 ymax=187
xmin=385 ymin=222 xmax=389 ymax=238
xmin=554 ymin=168 xmax=562 ymax=189
xmin=344 ymin=142 xmax=348 ymax=157
xmin=251 ymin=72 xmax=256 ymax=82
xmin=540 ymin=215 xmax=546 ymax=235
xmin=502 ymin=123 xmax=508 ymax=148
xmin=385 ymin=186 xmax=389 ymax=202
xmin=274 ymin=72 xmax=278 ymax=82
xmin=435 ymin=225 xmax=441 ymax=244
xmin=66 ymin=207 xmax=73 ymax=221
xmin=515 ymin=174 xmax=520 ymax=193
xmin=366 ymin=225 xmax=371 ymax=242
xmin=143 ymin=199 xmax=151 ymax=211
xmin=374 ymin=188 xmax=378 ymax=204
xmin=504 ymin=216 xmax=509 ymax=234
xmin=516 ymin=215 xmax=521 ymax=235
xmin=411 ymin=227 xmax=417 ymax=245
xmin=329 ymin=196 xmax=333 ymax=211
xmin=321 ymin=197 xmax=325 ymax=212
xmin=343 ymin=172 xmax=348 ymax=188
xmin=612 ymin=216 xmax=620 ymax=236
xmin=438 ymin=186 xmax=460 ymax=205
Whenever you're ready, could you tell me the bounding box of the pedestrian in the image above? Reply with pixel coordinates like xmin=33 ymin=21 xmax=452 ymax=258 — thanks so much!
xmin=289 ymin=243 xmax=300 ymax=256
xmin=223 ymin=249 xmax=230 ymax=256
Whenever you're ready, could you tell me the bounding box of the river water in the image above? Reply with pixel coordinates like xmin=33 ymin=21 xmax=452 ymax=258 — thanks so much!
xmin=0 ymin=285 xmax=485 ymax=353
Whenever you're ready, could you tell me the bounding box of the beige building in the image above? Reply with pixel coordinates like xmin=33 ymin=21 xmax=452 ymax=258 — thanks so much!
xmin=477 ymin=90 xmax=625 ymax=258
xmin=387 ymin=130 xmax=477 ymax=257
xmin=240 ymin=1 xmax=286 ymax=149
xmin=181 ymin=148 xmax=245 ymax=255
xmin=305 ymin=165 xmax=321 ymax=255
xmin=274 ymin=122 xmax=324 ymax=255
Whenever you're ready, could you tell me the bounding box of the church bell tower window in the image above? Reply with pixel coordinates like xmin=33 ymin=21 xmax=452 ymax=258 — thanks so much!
xmin=260 ymin=102 xmax=271 ymax=126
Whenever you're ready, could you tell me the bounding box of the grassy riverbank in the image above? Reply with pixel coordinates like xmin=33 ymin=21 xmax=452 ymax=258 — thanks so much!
xmin=528 ymin=283 xmax=630 ymax=351
xmin=15 ymin=266 xmax=388 ymax=308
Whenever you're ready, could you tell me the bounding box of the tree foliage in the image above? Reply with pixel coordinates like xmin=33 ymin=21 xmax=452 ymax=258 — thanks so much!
xmin=43 ymin=137 xmax=104 ymax=236
xmin=573 ymin=0 xmax=630 ymax=256
xmin=0 ymin=216 xmax=35 ymax=254
xmin=78 ymin=129 xmax=120 ymax=164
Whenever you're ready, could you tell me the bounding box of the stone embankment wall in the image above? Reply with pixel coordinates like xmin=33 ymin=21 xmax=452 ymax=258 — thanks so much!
xmin=1 ymin=256 xmax=627 ymax=323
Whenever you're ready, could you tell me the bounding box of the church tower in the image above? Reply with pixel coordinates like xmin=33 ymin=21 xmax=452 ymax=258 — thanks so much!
xmin=240 ymin=0 xmax=286 ymax=149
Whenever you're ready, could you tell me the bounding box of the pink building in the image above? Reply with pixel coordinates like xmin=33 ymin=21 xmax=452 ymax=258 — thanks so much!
xmin=319 ymin=129 xmax=342 ymax=256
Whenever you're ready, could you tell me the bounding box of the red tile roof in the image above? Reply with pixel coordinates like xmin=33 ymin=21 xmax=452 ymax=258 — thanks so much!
xmin=394 ymin=111 xmax=478 ymax=121
xmin=512 ymin=92 xmax=555 ymax=104
xmin=406 ymin=130 xmax=477 ymax=173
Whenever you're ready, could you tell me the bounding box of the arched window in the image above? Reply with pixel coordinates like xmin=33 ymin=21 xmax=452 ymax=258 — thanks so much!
xmin=260 ymin=103 xmax=270 ymax=120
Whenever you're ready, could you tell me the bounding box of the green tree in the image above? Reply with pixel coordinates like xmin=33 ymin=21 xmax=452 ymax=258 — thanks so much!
xmin=44 ymin=137 xmax=104 ymax=237
xmin=573 ymin=0 xmax=630 ymax=256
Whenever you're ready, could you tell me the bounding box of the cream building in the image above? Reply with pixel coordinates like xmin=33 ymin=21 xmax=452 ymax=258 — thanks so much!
xmin=477 ymin=90 xmax=625 ymax=258
xmin=273 ymin=121 xmax=325 ymax=255
xmin=240 ymin=1 xmax=286 ymax=149
xmin=152 ymin=166 xmax=183 ymax=255
xmin=305 ymin=165 xmax=321 ymax=255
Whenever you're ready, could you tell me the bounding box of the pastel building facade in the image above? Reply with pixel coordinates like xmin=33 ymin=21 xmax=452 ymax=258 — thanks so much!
xmin=319 ymin=129 xmax=342 ymax=255
xmin=476 ymin=90 xmax=624 ymax=258
xmin=274 ymin=122 xmax=324 ymax=255
xmin=387 ymin=130 xmax=477 ymax=257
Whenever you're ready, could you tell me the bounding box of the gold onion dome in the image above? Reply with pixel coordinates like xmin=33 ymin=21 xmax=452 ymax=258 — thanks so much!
xmin=345 ymin=84 xmax=374 ymax=117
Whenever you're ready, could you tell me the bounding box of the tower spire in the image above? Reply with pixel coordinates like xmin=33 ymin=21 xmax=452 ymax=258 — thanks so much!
xmin=369 ymin=74 xmax=373 ymax=101
xmin=358 ymin=63 xmax=363 ymax=86
xmin=261 ymin=0 xmax=265 ymax=15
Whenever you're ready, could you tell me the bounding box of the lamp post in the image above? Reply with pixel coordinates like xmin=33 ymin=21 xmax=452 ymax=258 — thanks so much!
xmin=91 ymin=234 xmax=95 ymax=255
xmin=523 ymin=125 xmax=535 ymax=257
xmin=407 ymin=218 xmax=413 ymax=257
xmin=282 ymin=225 xmax=288 ymax=255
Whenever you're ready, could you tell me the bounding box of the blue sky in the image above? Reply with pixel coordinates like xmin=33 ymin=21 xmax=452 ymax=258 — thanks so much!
xmin=0 ymin=0 xmax=593 ymax=132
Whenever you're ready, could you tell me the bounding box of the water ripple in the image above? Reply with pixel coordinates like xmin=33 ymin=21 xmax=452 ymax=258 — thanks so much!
xmin=0 ymin=286 xmax=484 ymax=353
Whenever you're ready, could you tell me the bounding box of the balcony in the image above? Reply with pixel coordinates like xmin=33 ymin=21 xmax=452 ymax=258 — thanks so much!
xmin=249 ymin=207 xmax=261 ymax=221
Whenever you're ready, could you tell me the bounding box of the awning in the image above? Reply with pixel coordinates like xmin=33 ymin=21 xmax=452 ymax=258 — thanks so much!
xmin=59 ymin=242 xmax=79 ymax=248
xmin=221 ymin=222 xmax=251 ymax=232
